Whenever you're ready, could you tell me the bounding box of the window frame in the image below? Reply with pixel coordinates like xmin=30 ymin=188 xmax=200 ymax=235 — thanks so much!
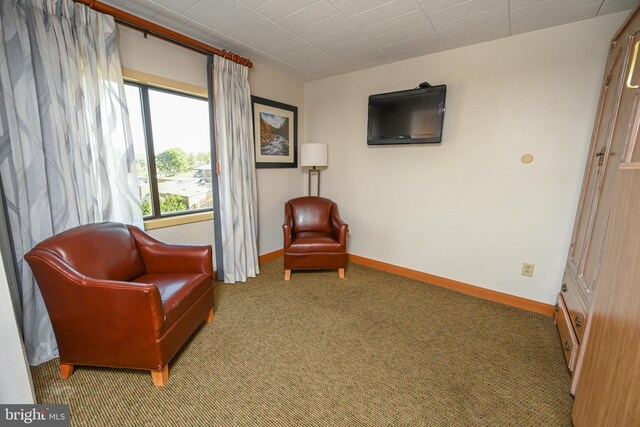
xmin=125 ymin=81 xmax=214 ymax=220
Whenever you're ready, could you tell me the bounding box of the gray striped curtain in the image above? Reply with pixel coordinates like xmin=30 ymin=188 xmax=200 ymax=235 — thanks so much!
xmin=213 ymin=56 xmax=259 ymax=283
xmin=0 ymin=0 xmax=142 ymax=364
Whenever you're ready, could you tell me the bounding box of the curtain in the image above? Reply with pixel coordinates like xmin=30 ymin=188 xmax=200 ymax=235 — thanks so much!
xmin=212 ymin=55 xmax=259 ymax=283
xmin=0 ymin=0 xmax=142 ymax=365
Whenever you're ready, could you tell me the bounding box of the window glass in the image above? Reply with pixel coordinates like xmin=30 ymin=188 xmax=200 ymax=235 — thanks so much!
xmin=124 ymin=84 xmax=153 ymax=217
xmin=147 ymin=88 xmax=212 ymax=215
xmin=124 ymin=82 xmax=213 ymax=218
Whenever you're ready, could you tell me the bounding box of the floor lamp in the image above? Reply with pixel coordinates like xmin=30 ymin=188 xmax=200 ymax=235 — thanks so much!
xmin=301 ymin=143 xmax=328 ymax=196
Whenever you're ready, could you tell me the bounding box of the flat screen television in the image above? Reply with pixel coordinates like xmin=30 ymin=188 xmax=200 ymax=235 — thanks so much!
xmin=367 ymin=84 xmax=446 ymax=145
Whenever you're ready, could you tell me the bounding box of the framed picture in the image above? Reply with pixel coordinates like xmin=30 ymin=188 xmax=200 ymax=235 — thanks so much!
xmin=251 ymin=96 xmax=298 ymax=168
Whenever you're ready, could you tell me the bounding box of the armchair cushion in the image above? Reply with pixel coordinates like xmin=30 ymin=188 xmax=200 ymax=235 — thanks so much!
xmin=35 ymin=222 xmax=146 ymax=281
xmin=133 ymin=273 xmax=212 ymax=335
xmin=286 ymin=231 xmax=344 ymax=253
xmin=291 ymin=197 xmax=332 ymax=233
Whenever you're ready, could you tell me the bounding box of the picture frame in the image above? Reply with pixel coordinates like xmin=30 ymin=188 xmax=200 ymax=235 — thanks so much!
xmin=251 ymin=96 xmax=298 ymax=168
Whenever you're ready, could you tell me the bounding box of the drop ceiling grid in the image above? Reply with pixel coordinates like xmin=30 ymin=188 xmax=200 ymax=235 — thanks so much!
xmin=108 ymin=0 xmax=635 ymax=81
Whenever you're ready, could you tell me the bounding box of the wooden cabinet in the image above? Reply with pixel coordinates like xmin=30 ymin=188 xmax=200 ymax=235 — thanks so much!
xmin=572 ymin=163 xmax=640 ymax=426
xmin=557 ymin=4 xmax=640 ymax=393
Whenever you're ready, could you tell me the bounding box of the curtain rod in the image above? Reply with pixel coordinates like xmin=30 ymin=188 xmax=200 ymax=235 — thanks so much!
xmin=74 ymin=0 xmax=253 ymax=68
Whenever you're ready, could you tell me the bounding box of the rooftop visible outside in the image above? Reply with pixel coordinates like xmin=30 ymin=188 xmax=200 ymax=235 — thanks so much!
xmin=125 ymin=84 xmax=213 ymax=217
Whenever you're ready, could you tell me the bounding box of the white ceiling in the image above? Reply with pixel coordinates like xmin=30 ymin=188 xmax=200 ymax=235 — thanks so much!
xmin=103 ymin=0 xmax=637 ymax=81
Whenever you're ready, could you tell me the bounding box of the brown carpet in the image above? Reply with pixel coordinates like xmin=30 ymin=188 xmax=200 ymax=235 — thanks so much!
xmin=31 ymin=260 xmax=573 ymax=426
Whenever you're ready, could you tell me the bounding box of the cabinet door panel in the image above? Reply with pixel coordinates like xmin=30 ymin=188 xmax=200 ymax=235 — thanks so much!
xmin=579 ymin=31 xmax=640 ymax=302
xmin=568 ymin=45 xmax=625 ymax=276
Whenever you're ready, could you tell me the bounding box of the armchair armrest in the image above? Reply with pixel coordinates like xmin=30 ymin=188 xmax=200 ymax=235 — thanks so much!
xmin=330 ymin=203 xmax=348 ymax=247
xmin=127 ymin=225 xmax=214 ymax=277
xmin=25 ymin=250 xmax=165 ymax=339
xmin=283 ymin=201 xmax=293 ymax=249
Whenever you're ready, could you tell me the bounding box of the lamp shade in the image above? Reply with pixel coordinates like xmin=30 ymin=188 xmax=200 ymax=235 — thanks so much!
xmin=300 ymin=143 xmax=328 ymax=167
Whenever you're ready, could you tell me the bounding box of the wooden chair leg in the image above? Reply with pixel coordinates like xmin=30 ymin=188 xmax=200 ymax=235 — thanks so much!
xmin=151 ymin=365 xmax=169 ymax=387
xmin=205 ymin=309 xmax=214 ymax=323
xmin=284 ymin=269 xmax=291 ymax=281
xmin=338 ymin=268 xmax=345 ymax=279
xmin=60 ymin=363 xmax=74 ymax=380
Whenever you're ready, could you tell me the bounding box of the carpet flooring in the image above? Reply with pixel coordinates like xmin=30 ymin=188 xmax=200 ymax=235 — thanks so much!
xmin=31 ymin=260 xmax=574 ymax=426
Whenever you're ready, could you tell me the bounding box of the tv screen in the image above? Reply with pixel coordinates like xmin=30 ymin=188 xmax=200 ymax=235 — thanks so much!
xmin=367 ymin=85 xmax=446 ymax=145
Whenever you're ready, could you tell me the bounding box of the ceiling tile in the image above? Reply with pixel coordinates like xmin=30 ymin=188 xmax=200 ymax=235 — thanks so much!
xmin=210 ymin=5 xmax=262 ymax=34
xmin=417 ymin=0 xmax=471 ymax=14
xmin=511 ymin=0 xmax=600 ymax=20
xmin=360 ymin=11 xmax=433 ymax=37
xmin=293 ymin=59 xmax=346 ymax=75
xmin=387 ymin=41 xmax=446 ymax=61
xmin=438 ymin=19 xmax=510 ymax=48
xmin=246 ymin=49 xmax=317 ymax=80
xmin=248 ymin=28 xmax=298 ymax=51
xmin=150 ymin=0 xmax=199 ymax=14
xmin=431 ymin=5 xmax=509 ymax=33
xmin=332 ymin=0 xmax=394 ymax=17
xmin=374 ymin=26 xmax=439 ymax=46
xmin=280 ymin=46 xmax=334 ymax=65
xmin=229 ymin=18 xmax=281 ymax=43
xmin=238 ymin=0 xmax=271 ymax=8
xmin=427 ymin=0 xmax=506 ymax=26
xmin=320 ymin=34 xmax=379 ymax=55
xmin=183 ymin=0 xmax=240 ymax=25
xmin=333 ymin=49 xmax=390 ymax=67
xmin=260 ymin=37 xmax=311 ymax=55
xmin=379 ymin=33 xmax=442 ymax=51
xmin=180 ymin=21 xmax=215 ymax=40
xmin=320 ymin=40 xmax=390 ymax=67
xmin=510 ymin=0 xmax=594 ymax=11
xmin=511 ymin=1 xmax=601 ymax=34
xmin=288 ymin=14 xmax=352 ymax=39
xmin=256 ymin=0 xmax=319 ymax=21
xmin=351 ymin=57 xmax=391 ymax=70
xmin=349 ymin=0 xmax=422 ymax=28
xmin=598 ymin=0 xmax=637 ymax=15
xmin=309 ymin=26 xmax=363 ymax=48
xmin=120 ymin=0 xmax=163 ymax=20
xmin=200 ymin=31 xmax=235 ymax=50
xmin=277 ymin=1 xmax=338 ymax=30
xmin=152 ymin=9 xmax=191 ymax=30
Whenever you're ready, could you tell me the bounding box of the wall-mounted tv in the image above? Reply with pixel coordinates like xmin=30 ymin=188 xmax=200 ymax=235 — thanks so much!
xmin=367 ymin=84 xmax=446 ymax=145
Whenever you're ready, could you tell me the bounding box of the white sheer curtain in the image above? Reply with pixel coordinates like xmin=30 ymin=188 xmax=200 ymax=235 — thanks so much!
xmin=0 ymin=0 xmax=142 ymax=364
xmin=213 ymin=55 xmax=259 ymax=283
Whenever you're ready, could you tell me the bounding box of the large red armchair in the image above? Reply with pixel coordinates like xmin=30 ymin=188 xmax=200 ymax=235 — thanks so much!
xmin=24 ymin=222 xmax=214 ymax=387
xmin=283 ymin=197 xmax=348 ymax=280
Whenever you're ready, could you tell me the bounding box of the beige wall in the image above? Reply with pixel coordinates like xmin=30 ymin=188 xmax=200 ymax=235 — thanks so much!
xmin=304 ymin=13 xmax=626 ymax=304
xmin=117 ymin=26 xmax=305 ymax=257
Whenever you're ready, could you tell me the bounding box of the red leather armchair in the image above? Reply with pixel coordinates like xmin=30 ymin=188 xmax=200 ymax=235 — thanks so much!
xmin=283 ymin=197 xmax=348 ymax=280
xmin=24 ymin=222 xmax=214 ymax=387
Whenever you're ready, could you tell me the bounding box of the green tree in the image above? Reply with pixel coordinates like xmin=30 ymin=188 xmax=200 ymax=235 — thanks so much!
xmin=141 ymin=199 xmax=151 ymax=216
xmin=156 ymin=148 xmax=190 ymax=176
xmin=161 ymin=194 xmax=187 ymax=214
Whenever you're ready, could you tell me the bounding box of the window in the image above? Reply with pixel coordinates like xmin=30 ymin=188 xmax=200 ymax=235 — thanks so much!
xmin=125 ymin=83 xmax=213 ymax=219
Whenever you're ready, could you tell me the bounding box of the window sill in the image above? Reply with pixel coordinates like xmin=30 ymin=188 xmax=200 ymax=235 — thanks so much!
xmin=144 ymin=211 xmax=213 ymax=231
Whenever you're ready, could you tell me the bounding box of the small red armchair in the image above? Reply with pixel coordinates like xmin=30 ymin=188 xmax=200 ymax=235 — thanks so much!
xmin=283 ymin=197 xmax=348 ymax=280
xmin=24 ymin=222 xmax=214 ymax=387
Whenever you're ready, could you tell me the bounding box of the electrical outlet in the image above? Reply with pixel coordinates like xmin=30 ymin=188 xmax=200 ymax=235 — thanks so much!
xmin=521 ymin=263 xmax=535 ymax=277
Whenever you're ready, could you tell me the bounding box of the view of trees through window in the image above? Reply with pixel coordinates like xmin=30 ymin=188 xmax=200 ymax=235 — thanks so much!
xmin=125 ymin=83 xmax=213 ymax=218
